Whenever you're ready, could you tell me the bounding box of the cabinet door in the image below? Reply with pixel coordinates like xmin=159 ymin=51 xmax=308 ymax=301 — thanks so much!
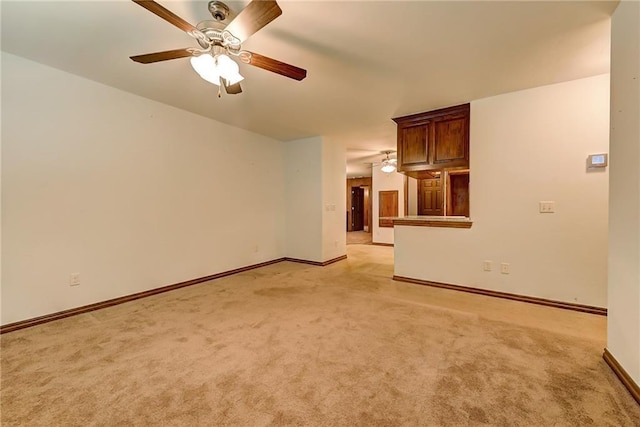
xmin=418 ymin=177 xmax=443 ymax=216
xmin=432 ymin=115 xmax=469 ymax=166
xmin=379 ymin=190 xmax=399 ymax=227
xmin=399 ymin=122 xmax=430 ymax=168
xmin=448 ymin=173 xmax=470 ymax=217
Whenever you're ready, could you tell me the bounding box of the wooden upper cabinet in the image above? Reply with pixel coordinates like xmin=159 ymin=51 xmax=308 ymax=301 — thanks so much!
xmin=393 ymin=104 xmax=470 ymax=175
xmin=433 ymin=114 xmax=468 ymax=165
xmin=400 ymin=123 xmax=429 ymax=165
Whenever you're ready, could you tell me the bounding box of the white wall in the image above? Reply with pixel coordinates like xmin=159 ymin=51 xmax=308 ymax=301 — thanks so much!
xmin=284 ymin=136 xmax=347 ymax=262
xmin=284 ymin=137 xmax=323 ymax=262
xmin=607 ymin=0 xmax=640 ymax=386
xmin=0 ymin=50 xmax=3 ymax=325
xmin=372 ymin=167 xmax=405 ymax=244
xmin=1 ymin=52 xmax=287 ymax=324
xmin=407 ymin=176 xmax=418 ymax=216
xmin=395 ymin=74 xmax=610 ymax=307
xmin=321 ymin=139 xmax=347 ymax=261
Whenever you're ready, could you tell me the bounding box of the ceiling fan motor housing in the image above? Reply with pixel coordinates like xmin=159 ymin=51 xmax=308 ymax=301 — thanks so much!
xmin=208 ymin=1 xmax=230 ymax=21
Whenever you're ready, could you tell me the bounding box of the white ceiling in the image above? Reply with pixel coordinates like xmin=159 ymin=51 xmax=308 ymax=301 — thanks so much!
xmin=1 ymin=1 xmax=616 ymax=177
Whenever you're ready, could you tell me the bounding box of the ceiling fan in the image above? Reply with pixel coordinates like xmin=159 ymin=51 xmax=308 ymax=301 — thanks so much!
xmin=366 ymin=150 xmax=398 ymax=173
xmin=370 ymin=151 xmax=398 ymax=173
xmin=129 ymin=0 xmax=307 ymax=96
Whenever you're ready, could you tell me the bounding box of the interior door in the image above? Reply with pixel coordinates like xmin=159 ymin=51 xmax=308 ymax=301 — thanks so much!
xmin=351 ymin=187 xmax=365 ymax=231
xmin=418 ymin=177 xmax=443 ymax=216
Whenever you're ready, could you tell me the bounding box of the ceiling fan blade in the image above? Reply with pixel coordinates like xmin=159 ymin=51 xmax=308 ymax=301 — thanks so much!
xmin=223 ymin=81 xmax=243 ymax=94
xmin=224 ymin=0 xmax=282 ymax=43
xmin=244 ymin=51 xmax=307 ymax=81
xmin=130 ymin=48 xmax=193 ymax=64
xmin=132 ymin=0 xmax=198 ymax=33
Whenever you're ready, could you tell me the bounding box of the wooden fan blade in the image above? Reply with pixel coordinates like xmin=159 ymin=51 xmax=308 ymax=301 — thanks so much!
xmin=224 ymin=0 xmax=282 ymax=43
xmin=223 ymin=81 xmax=243 ymax=94
xmin=130 ymin=48 xmax=193 ymax=64
xmin=132 ymin=0 xmax=197 ymax=33
xmin=245 ymin=52 xmax=307 ymax=81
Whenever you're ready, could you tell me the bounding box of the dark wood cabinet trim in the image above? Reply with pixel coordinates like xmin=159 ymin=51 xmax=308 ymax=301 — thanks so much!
xmin=392 ymin=218 xmax=472 ymax=228
xmin=392 ymin=103 xmax=470 ymax=125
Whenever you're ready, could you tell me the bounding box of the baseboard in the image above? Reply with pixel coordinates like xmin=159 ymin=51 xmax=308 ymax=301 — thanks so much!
xmin=1 ymin=254 xmax=350 ymax=334
xmin=393 ymin=276 xmax=607 ymax=316
xmin=603 ymin=348 xmax=640 ymax=405
xmin=285 ymin=254 xmax=347 ymax=266
xmin=0 ymin=258 xmax=286 ymax=334
xmin=372 ymin=242 xmax=394 ymax=247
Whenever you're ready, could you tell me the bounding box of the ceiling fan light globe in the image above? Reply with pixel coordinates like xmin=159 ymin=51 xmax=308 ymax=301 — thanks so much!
xmin=225 ymin=72 xmax=244 ymax=85
xmin=202 ymin=73 xmax=222 ymax=86
xmin=198 ymin=68 xmax=223 ymax=86
xmin=381 ymin=162 xmax=396 ymax=173
xmin=190 ymin=55 xmax=222 ymax=86
xmin=215 ymin=54 xmax=244 ymax=85
xmin=190 ymin=54 xmax=214 ymax=75
xmin=215 ymin=54 xmax=239 ymax=73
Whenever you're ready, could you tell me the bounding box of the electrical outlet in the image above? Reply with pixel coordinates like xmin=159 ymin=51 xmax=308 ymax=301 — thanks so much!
xmin=500 ymin=263 xmax=510 ymax=274
xmin=69 ymin=273 xmax=80 ymax=286
xmin=539 ymin=201 xmax=555 ymax=213
xmin=483 ymin=260 xmax=492 ymax=271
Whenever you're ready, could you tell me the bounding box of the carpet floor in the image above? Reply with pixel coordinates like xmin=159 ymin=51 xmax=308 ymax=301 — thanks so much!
xmin=1 ymin=245 xmax=639 ymax=426
xmin=347 ymin=231 xmax=372 ymax=245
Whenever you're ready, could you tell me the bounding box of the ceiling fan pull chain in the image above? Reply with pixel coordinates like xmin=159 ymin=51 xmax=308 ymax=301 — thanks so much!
xmin=217 ymin=86 xmax=222 ymax=98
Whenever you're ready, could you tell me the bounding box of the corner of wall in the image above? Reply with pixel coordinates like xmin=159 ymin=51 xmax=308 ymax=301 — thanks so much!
xmin=284 ymin=137 xmax=323 ymax=262
xmin=607 ymin=0 xmax=640 ymax=387
xmin=372 ymin=166 xmax=405 ymax=244
xmin=322 ymin=139 xmax=347 ymax=261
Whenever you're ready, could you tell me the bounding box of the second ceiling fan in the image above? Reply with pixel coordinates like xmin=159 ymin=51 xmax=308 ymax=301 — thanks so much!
xmin=130 ymin=0 xmax=307 ymax=95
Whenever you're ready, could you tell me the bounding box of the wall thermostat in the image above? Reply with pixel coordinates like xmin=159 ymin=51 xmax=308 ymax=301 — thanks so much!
xmin=587 ymin=153 xmax=608 ymax=168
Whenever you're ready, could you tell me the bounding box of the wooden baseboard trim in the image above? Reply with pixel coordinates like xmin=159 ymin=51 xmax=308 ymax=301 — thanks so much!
xmin=603 ymin=348 xmax=640 ymax=405
xmin=1 ymin=258 xmax=284 ymax=334
xmin=372 ymin=242 xmax=394 ymax=247
xmin=392 ymin=276 xmax=607 ymax=316
xmin=1 ymin=254 xmax=350 ymax=334
xmin=284 ymin=254 xmax=347 ymax=266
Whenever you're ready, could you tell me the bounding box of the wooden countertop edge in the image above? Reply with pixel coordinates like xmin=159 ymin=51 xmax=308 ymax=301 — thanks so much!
xmin=392 ymin=218 xmax=473 ymax=228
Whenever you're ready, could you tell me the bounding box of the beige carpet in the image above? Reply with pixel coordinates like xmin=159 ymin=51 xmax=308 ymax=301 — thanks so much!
xmin=347 ymin=231 xmax=372 ymax=245
xmin=1 ymin=245 xmax=639 ymax=426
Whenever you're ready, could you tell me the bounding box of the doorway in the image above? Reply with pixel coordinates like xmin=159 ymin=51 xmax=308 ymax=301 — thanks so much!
xmin=351 ymin=187 xmax=365 ymax=231
xmin=346 ymin=177 xmax=372 ymax=233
